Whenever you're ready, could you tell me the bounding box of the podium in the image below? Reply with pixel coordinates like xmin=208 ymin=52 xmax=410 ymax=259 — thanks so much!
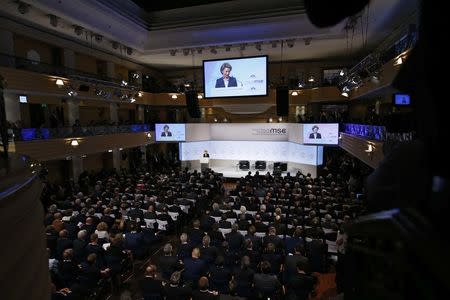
xmin=200 ymin=157 xmax=210 ymax=171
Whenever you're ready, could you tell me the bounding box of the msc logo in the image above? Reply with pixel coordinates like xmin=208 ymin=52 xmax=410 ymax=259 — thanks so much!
xmin=252 ymin=128 xmax=287 ymax=135
xmin=270 ymin=128 xmax=287 ymax=134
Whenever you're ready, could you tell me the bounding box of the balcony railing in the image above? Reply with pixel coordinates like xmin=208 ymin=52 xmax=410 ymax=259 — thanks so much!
xmin=9 ymin=124 xmax=153 ymax=141
xmin=343 ymin=123 xmax=415 ymax=142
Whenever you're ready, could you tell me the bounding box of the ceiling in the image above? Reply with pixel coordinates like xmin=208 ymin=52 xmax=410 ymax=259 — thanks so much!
xmin=0 ymin=0 xmax=418 ymax=70
xmin=130 ymin=0 xmax=233 ymax=12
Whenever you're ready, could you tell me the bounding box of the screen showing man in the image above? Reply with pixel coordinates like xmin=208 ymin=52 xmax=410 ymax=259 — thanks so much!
xmin=215 ymin=63 xmax=237 ymax=88
xmin=309 ymin=125 xmax=322 ymax=139
xmin=161 ymin=125 xmax=172 ymax=137
xmin=203 ymin=150 xmax=210 ymax=157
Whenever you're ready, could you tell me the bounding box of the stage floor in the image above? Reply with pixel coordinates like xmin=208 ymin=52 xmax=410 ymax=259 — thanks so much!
xmin=189 ymin=166 xmax=291 ymax=178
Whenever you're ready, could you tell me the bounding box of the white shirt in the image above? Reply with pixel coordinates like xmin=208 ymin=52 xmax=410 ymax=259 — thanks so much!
xmin=224 ymin=78 xmax=229 ymax=87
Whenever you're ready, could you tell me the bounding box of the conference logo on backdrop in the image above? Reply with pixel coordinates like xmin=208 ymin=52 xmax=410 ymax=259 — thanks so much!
xmin=251 ymin=127 xmax=287 ymax=136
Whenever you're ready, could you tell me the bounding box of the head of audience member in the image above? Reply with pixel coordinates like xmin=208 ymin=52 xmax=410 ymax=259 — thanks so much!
xmin=163 ymin=243 xmax=173 ymax=256
xmin=212 ymin=203 xmax=219 ymax=212
xmin=245 ymin=239 xmax=253 ymax=250
xmin=202 ymin=235 xmax=211 ymax=248
xmin=170 ymin=271 xmax=181 ymax=286
xmin=241 ymin=256 xmax=251 ymax=270
xmin=193 ymin=220 xmax=200 ymax=229
xmin=90 ymin=233 xmax=98 ymax=244
xmin=268 ymin=226 xmax=277 ymax=236
xmin=231 ymin=223 xmax=239 ymax=233
xmin=62 ymin=249 xmax=73 ymax=261
xmin=145 ymin=264 xmax=157 ymax=278
xmin=96 ymin=222 xmax=108 ymax=232
xmin=198 ymin=276 xmax=210 ymax=291
xmin=260 ymin=260 xmax=271 ymax=274
xmin=192 ymin=248 xmax=200 ymax=259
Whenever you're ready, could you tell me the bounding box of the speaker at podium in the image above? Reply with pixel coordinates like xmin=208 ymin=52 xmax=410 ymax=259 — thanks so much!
xmin=200 ymin=150 xmax=210 ymax=171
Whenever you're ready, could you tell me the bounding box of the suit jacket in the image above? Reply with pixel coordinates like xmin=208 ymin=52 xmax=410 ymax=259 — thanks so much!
xmin=309 ymin=133 xmax=322 ymax=139
xmin=215 ymin=77 xmax=237 ymax=88
xmin=183 ymin=257 xmax=207 ymax=283
xmin=161 ymin=131 xmax=172 ymax=137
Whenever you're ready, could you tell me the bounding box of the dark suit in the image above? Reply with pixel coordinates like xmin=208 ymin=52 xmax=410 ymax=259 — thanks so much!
xmin=161 ymin=131 xmax=172 ymax=137
xmin=309 ymin=132 xmax=322 ymax=139
xmin=183 ymin=257 xmax=207 ymax=284
xmin=215 ymin=77 xmax=237 ymax=88
xmin=158 ymin=255 xmax=180 ymax=280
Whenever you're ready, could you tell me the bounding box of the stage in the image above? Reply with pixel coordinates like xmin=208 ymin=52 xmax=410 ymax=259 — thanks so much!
xmin=187 ymin=166 xmax=292 ymax=178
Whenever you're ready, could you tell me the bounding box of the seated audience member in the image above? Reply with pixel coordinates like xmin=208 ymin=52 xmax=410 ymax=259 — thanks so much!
xmin=261 ymin=243 xmax=283 ymax=275
xmin=225 ymin=224 xmax=244 ymax=253
xmin=158 ymin=243 xmax=180 ymax=280
xmin=283 ymin=245 xmax=309 ymax=283
xmin=218 ymin=214 xmax=232 ymax=229
xmin=164 ymin=271 xmax=192 ymax=300
xmin=183 ymin=248 xmax=207 ymax=287
xmin=190 ymin=220 xmax=206 ymax=247
xmin=285 ymin=226 xmax=305 ymax=254
xmin=58 ymin=249 xmax=79 ymax=288
xmin=94 ymin=222 xmax=110 ymax=245
xmin=139 ymin=265 xmax=163 ymax=299
xmin=73 ymin=230 xmax=87 ymax=263
xmin=285 ymin=261 xmax=316 ymax=300
xmin=200 ymin=235 xmax=218 ymax=265
xmin=208 ymin=223 xmax=225 ymax=247
xmin=208 ymin=256 xmax=232 ymax=294
xmin=233 ymin=256 xmax=254 ymax=298
xmin=178 ymin=233 xmax=192 ymax=261
xmin=56 ymin=229 xmax=73 ymax=260
xmin=253 ymin=260 xmax=281 ymax=299
xmin=192 ymin=277 xmax=219 ymax=300
xmin=79 ymin=253 xmax=109 ymax=289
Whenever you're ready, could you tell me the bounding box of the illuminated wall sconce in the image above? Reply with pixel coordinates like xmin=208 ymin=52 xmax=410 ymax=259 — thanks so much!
xmin=108 ymin=149 xmax=113 ymax=153
xmin=138 ymin=92 xmax=143 ymax=97
xmin=278 ymin=117 xmax=283 ymax=122
xmin=291 ymin=91 xmax=298 ymax=96
xmin=197 ymin=94 xmax=203 ymax=100
xmin=308 ymin=75 xmax=315 ymax=82
xmin=147 ymin=132 xmax=152 ymax=138
xmin=55 ymin=79 xmax=64 ymax=87
xmin=268 ymin=117 xmax=273 ymax=123
xmin=171 ymin=94 xmax=178 ymax=100
xmin=70 ymin=139 xmax=79 ymax=147
xmin=365 ymin=144 xmax=375 ymax=157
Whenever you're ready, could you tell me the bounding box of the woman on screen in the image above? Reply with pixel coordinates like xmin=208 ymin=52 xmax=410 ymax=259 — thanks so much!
xmin=161 ymin=125 xmax=172 ymax=137
xmin=215 ymin=63 xmax=238 ymax=88
xmin=309 ymin=125 xmax=322 ymax=139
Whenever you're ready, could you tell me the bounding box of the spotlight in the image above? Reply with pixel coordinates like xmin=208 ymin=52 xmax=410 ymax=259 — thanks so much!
xmin=121 ymin=80 xmax=128 ymax=87
xmin=271 ymin=41 xmax=278 ymax=48
xmin=268 ymin=118 xmax=273 ymax=123
xmin=147 ymin=132 xmax=152 ymax=138
xmin=49 ymin=14 xmax=58 ymax=27
xmin=184 ymin=83 xmax=191 ymax=88
xmin=239 ymin=43 xmax=247 ymax=51
xmin=130 ymin=97 xmax=136 ymax=103
xmin=182 ymin=48 xmax=190 ymax=56
xmin=213 ymin=118 xmax=218 ymax=122
xmin=126 ymin=47 xmax=133 ymax=55
xmin=138 ymin=92 xmax=143 ymax=97
xmin=394 ymin=56 xmax=403 ymax=66
xmin=341 ymin=91 xmax=349 ymax=97
xmin=298 ymin=82 xmax=304 ymax=88
xmin=308 ymin=76 xmax=315 ymax=82
xmin=365 ymin=144 xmax=374 ymax=153
xmin=67 ymin=89 xmax=78 ymax=97
xmin=95 ymin=34 xmax=103 ymax=42
xmin=119 ymin=148 xmax=123 ymax=151
xmin=108 ymin=149 xmax=113 ymax=153
xmin=55 ymin=79 xmax=64 ymax=87
xmin=112 ymin=41 xmax=119 ymax=49
xmin=170 ymin=49 xmax=177 ymax=56
xmin=17 ymin=2 xmax=29 ymax=14
xmin=171 ymin=94 xmax=178 ymax=99
xmin=82 ymin=154 xmax=87 ymax=158
xmin=339 ymin=69 xmax=345 ymax=76
xmin=303 ymin=37 xmax=312 ymax=46
xmin=278 ymin=117 xmax=283 ymax=122
xmin=255 ymin=42 xmax=262 ymax=51
xmin=74 ymin=25 xmax=83 ymax=36
xmin=286 ymin=39 xmax=295 ymax=48
xmin=291 ymin=91 xmax=298 ymax=96
xmin=70 ymin=139 xmax=79 ymax=147
xmin=132 ymin=73 xmax=140 ymax=79
xmin=197 ymin=94 xmax=203 ymax=100
xmin=210 ymin=47 xmax=217 ymax=54
xmin=225 ymin=45 xmax=232 ymax=52
xmin=196 ymin=47 xmax=203 ymax=54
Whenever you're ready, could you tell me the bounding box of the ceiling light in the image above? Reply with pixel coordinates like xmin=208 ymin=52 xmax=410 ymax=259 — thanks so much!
xmin=119 ymin=148 xmax=123 ymax=151
xmin=341 ymin=91 xmax=349 ymax=97
xmin=197 ymin=94 xmax=203 ymax=100
xmin=138 ymin=92 xmax=143 ymax=97
xmin=132 ymin=73 xmax=140 ymax=79
xmin=147 ymin=133 xmax=152 ymax=138
xmin=70 ymin=139 xmax=79 ymax=147
xmin=49 ymin=14 xmax=58 ymax=27
xmin=130 ymin=97 xmax=136 ymax=103
xmin=268 ymin=117 xmax=273 ymax=123
xmin=171 ymin=94 xmax=178 ymax=99
xmin=298 ymin=82 xmax=304 ymax=88
xmin=55 ymin=79 xmax=64 ymax=87
xmin=213 ymin=118 xmax=218 ymax=122
xmin=340 ymin=69 xmax=345 ymax=76
xmin=121 ymin=80 xmax=128 ymax=86
xmin=255 ymin=42 xmax=262 ymax=51
xmin=210 ymin=47 xmax=217 ymax=54
xmin=394 ymin=56 xmax=403 ymax=66
xmin=278 ymin=117 xmax=283 ymax=122
xmin=308 ymin=76 xmax=315 ymax=82
xmin=182 ymin=48 xmax=190 ymax=56
xmin=184 ymin=83 xmax=191 ymax=88
xmin=108 ymin=149 xmax=113 ymax=153
xmin=291 ymin=91 xmax=298 ymax=96
xmin=365 ymin=144 xmax=374 ymax=153
xmin=67 ymin=89 xmax=78 ymax=97
xmin=170 ymin=49 xmax=177 ymax=56
xmin=81 ymin=154 xmax=87 ymax=158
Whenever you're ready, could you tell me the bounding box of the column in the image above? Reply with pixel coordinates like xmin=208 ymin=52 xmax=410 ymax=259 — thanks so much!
xmin=0 ymin=29 xmax=15 ymax=66
xmin=112 ymin=149 xmax=121 ymax=171
xmin=106 ymin=62 xmax=115 ymax=79
xmin=67 ymin=99 xmax=80 ymax=126
xmin=110 ymin=103 xmax=118 ymax=125
xmin=4 ymin=92 xmax=21 ymax=123
xmin=72 ymin=156 xmax=83 ymax=183
xmin=63 ymin=49 xmax=75 ymax=69
xmin=137 ymin=105 xmax=145 ymax=123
